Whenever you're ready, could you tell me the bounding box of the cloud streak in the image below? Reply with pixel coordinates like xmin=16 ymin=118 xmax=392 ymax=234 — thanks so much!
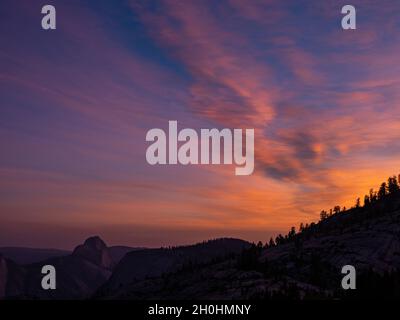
xmin=1 ymin=0 xmax=400 ymax=247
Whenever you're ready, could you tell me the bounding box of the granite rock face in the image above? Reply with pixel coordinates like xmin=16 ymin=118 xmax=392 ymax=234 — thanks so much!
xmin=72 ymin=236 xmax=115 ymax=270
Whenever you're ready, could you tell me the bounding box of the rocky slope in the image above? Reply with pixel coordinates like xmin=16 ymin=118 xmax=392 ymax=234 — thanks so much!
xmin=0 ymin=255 xmax=25 ymax=299
xmin=94 ymin=200 xmax=400 ymax=300
xmin=96 ymin=238 xmax=251 ymax=298
xmin=0 ymin=236 xmax=118 ymax=299
xmin=0 ymin=237 xmax=251 ymax=299
xmin=3 ymin=191 xmax=400 ymax=300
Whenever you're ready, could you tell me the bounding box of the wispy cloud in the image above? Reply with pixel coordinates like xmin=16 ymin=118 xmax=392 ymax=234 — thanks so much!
xmin=1 ymin=0 xmax=400 ymax=247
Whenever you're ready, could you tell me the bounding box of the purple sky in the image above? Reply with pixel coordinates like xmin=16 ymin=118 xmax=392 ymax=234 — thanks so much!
xmin=1 ymin=0 xmax=400 ymax=249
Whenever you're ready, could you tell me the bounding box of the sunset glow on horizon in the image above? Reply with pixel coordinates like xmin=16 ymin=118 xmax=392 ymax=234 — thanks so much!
xmin=1 ymin=0 xmax=400 ymax=249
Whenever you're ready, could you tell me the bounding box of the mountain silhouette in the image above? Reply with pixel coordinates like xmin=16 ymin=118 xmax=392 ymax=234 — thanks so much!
xmin=0 ymin=236 xmax=139 ymax=299
xmin=3 ymin=174 xmax=400 ymax=300
xmin=0 ymin=254 xmax=25 ymax=299
xmin=72 ymin=236 xmax=115 ymax=270
xmin=0 ymin=247 xmax=70 ymax=265
xmin=0 ymin=237 xmax=251 ymax=299
xmin=0 ymin=243 xmax=141 ymax=267
xmin=95 ymin=175 xmax=400 ymax=299
xmin=96 ymin=238 xmax=251 ymax=298
xmin=20 ymin=236 xmax=115 ymax=299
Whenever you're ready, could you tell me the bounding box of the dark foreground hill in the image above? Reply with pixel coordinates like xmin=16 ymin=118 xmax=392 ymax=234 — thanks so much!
xmin=95 ymin=238 xmax=251 ymax=298
xmin=3 ymin=174 xmax=400 ymax=300
xmin=0 ymin=237 xmax=251 ymax=299
xmin=93 ymin=180 xmax=400 ymax=300
xmin=0 ymin=236 xmax=115 ymax=299
xmin=0 ymin=236 xmax=145 ymax=299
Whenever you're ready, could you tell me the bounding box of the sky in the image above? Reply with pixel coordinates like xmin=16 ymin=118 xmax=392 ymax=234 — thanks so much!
xmin=1 ymin=0 xmax=400 ymax=249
